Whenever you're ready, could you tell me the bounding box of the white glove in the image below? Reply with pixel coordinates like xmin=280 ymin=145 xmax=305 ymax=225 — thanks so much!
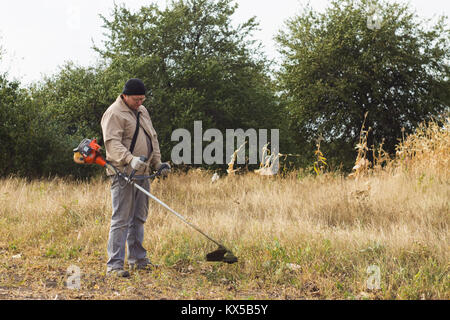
xmin=130 ymin=156 xmax=146 ymax=171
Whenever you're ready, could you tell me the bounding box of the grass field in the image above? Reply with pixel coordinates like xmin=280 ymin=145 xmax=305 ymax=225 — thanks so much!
xmin=0 ymin=118 xmax=448 ymax=300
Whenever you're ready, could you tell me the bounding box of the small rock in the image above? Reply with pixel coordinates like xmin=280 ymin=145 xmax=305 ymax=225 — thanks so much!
xmin=286 ymin=263 xmax=302 ymax=271
xmin=12 ymin=254 xmax=21 ymax=259
xmin=211 ymin=173 xmax=220 ymax=183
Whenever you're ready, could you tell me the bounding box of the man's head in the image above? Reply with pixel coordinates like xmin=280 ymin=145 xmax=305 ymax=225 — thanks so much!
xmin=122 ymin=78 xmax=146 ymax=110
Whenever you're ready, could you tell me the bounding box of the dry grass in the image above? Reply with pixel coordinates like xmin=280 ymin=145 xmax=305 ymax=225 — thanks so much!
xmin=394 ymin=116 xmax=450 ymax=180
xmin=0 ymin=117 xmax=448 ymax=300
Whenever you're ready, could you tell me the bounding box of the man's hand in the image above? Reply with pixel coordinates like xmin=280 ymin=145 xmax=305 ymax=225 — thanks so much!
xmin=158 ymin=162 xmax=171 ymax=177
xmin=130 ymin=156 xmax=147 ymax=171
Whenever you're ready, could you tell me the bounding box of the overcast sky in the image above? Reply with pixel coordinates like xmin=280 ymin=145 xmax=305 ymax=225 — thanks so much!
xmin=0 ymin=0 xmax=448 ymax=85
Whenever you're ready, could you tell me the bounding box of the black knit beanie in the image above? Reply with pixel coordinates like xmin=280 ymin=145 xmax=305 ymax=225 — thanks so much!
xmin=122 ymin=78 xmax=146 ymax=95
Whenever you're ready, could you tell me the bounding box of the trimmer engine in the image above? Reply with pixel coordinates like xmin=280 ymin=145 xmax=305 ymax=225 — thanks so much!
xmin=73 ymin=138 xmax=107 ymax=167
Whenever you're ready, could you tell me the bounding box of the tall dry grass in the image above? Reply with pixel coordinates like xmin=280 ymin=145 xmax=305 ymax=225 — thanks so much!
xmin=0 ymin=116 xmax=448 ymax=299
xmin=394 ymin=116 xmax=449 ymax=180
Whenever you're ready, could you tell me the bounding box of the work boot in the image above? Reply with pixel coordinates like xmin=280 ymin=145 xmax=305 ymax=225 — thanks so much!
xmin=106 ymin=268 xmax=130 ymax=278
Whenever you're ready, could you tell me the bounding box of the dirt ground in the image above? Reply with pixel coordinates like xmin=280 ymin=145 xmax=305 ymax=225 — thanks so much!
xmin=0 ymin=251 xmax=315 ymax=300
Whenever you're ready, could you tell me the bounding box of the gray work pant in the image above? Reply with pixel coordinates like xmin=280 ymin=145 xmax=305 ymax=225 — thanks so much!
xmin=106 ymin=176 xmax=149 ymax=271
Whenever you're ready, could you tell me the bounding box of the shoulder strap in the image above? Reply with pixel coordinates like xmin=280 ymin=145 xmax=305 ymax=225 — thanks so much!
xmin=129 ymin=111 xmax=141 ymax=154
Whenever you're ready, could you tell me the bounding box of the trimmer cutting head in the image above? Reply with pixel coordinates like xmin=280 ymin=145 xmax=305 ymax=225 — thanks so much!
xmin=206 ymin=246 xmax=238 ymax=264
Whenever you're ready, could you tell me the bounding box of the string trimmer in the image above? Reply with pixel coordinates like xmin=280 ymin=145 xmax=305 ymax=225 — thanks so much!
xmin=73 ymin=138 xmax=238 ymax=264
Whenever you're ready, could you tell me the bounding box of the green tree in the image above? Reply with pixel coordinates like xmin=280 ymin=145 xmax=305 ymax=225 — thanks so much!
xmin=0 ymin=73 xmax=58 ymax=178
xmin=276 ymin=0 xmax=450 ymax=170
xmin=28 ymin=63 xmax=117 ymax=178
xmin=0 ymin=39 xmax=109 ymax=178
xmin=95 ymin=0 xmax=287 ymax=166
xmin=0 ymin=44 xmax=50 ymax=177
xmin=0 ymin=75 xmax=24 ymax=176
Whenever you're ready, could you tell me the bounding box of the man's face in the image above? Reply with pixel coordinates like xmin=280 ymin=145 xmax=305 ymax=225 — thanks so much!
xmin=123 ymin=95 xmax=146 ymax=110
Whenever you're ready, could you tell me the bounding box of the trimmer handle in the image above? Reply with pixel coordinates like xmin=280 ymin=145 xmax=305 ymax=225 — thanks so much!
xmin=129 ymin=156 xmax=148 ymax=180
xmin=156 ymin=163 xmax=170 ymax=175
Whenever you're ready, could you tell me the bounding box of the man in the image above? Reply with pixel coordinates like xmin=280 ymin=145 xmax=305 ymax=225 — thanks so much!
xmin=101 ymin=78 xmax=170 ymax=277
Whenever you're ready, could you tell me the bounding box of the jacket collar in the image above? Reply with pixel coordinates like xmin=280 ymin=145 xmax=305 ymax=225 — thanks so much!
xmin=116 ymin=95 xmax=131 ymax=112
xmin=116 ymin=95 xmax=145 ymax=114
xmin=115 ymin=95 xmax=152 ymax=134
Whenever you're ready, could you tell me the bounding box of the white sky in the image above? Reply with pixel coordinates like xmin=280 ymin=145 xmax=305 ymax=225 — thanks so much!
xmin=0 ymin=0 xmax=448 ymax=85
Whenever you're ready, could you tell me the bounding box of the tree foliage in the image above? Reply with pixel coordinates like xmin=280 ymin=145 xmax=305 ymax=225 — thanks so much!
xmin=27 ymin=63 xmax=118 ymax=178
xmin=2 ymin=0 xmax=449 ymax=178
xmin=276 ymin=0 xmax=450 ymax=169
xmin=0 ymin=74 xmax=58 ymax=177
xmin=95 ymin=0 xmax=285 ymax=163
